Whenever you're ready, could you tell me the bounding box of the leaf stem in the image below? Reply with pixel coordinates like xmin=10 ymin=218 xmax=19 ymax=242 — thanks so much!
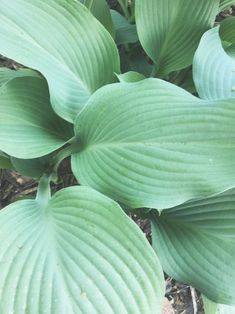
xmin=36 ymin=141 xmax=82 ymax=206
xmin=50 ymin=142 xmax=82 ymax=181
xmin=150 ymin=64 xmax=158 ymax=78
xmin=117 ymin=0 xmax=130 ymax=20
xmin=36 ymin=174 xmax=51 ymax=207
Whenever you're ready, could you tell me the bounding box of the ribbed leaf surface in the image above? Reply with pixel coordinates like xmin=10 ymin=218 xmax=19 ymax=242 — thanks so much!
xmin=0 ymin=186 xmax=164 ymax=314
xmin=72 ymin=79 xmax=235 ymax=210
xmin=80 ymin=0 xmax=114 ymax=36
xmin=0 ymin=67 xmax=39 ymax=87
xmin=0 ymin=77 xmax=72 ymax=158
xmin=219 ymin=0 xmax=235 ymax=11
xmin=135 ymin=0 xmax=219 ymax=76
xmin=220 ymin=17 xmax=235 ymax=46
xmin=193 ymin=27 xmax=235 ymax=100
xmin=0 ymin=0 xmax=120 ymax=122
xmin=151 ymin=190 xmax=235 ymax=304
xmin=111 ymin=10 xmax=138 ymax=45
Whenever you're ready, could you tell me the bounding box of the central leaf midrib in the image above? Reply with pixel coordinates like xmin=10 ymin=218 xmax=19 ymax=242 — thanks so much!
xmin=45 ymin=218 xmax=77 ymax=314
xmin=82 ymin=140 xmax=235 ymax=150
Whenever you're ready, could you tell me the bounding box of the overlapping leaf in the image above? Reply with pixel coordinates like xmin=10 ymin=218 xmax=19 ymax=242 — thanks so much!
xmin=0 ymin=77 xmax=72 ymax=158
xmin=0 ymin=67 xmax=39 ymax=87
xmin=0 ymin=0 xmax=120 ymax=122
xmin=193 ymin=27 xmax=235 ymax=100
xmin=151 ymin=190 xmax=235 ymax=304
xmin=219 ymin=0 xmax=235 ymax=11
xmin=116 ymin=71 xmax=145 ymax=83
xmin=80 ymin=0 xmax=114 ymax=37
xmin=135 ymin=0 xmax=219 ymax=76
xmin=111 ymin=10 xmax=138 ymax=45
xmin=72 ymin=78 xmax=235 ymax=210
xmin=220 ymin=17 xmax=235 ymax=46
xmin=11 ymin=155 xmax=52 ymax=178
xmin=0 ymin=151 xmax=13 ymax=170
xmin=0 ymin=186 xmax=164 ymax=314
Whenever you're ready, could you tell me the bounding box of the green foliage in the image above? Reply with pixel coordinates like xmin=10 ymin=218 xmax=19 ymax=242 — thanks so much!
xmin=0 ymin=76 xmax=72 ymax=158
xmin=73 ymin=79 xmax=235 ymax=209
xmin=0 ymin=151 xmax=13 ymax=170
xmin=219 ymin=0 xmax=235 ymax=11
xmin=0 ymin=0 xmax=120 ymax=122
xmin=0 ymin=186 xmax=164 ymax=313
xmin=151 ymin=190 xmax=235 ymax=304
xmin=0 ymin=0 xmax=235 ymax=313
xmin=135 ymin=0 xmax=219 ymax=76
xmin=111 ymin=10 xmax=138 ymax=45
xmin=80 ymin=0 xmax=115 ymax=36
xmin=193 ymin=26 xmax=235 ymax=99
xmin=203 ymin=295 xmax=235 ymax=314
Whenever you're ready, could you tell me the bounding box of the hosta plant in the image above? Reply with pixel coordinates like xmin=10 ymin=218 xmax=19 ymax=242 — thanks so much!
xmin=0 ymin=0 xmax=235 ymax=313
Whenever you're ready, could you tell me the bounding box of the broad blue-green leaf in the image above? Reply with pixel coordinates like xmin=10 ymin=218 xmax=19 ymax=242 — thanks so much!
xmin=0 ymin=151 xmax=13 ymax=170
xmin=116 ymin=71 xmax=145 ymax=83
xmin=0 ymin=77 xmax=72 ymax=159
xmin=226 ymin=44 xmax=235 ymax=58
xmin=203 ymin=295 xmax=235 ymax=314
xmin=11 ymin=155 xmax=51 ymax=178
xmin=219 ymin=0 xmax=235 ymax=11
xmin=220 ymin=17 xmax=235 ymax=46
xmin=111 ymin=10 xmax=138 ymax=45
xmin=193 ymin=27 xmax=235 ymax=100
xmin=72 ymin=78 xmax=235 ymax=210
xmin=151 ymin=189 xmax=235 ymax=304
xmin=80 ymin=0 xmax=114 ymax=37
xmin=0 ymin=67 xmax=39 ymax=87
xmin=135 ymin=0 xmax=219 ymax=76
xmin=0 ymin=0 xmax=120 ymax=122
xmin=0 ymin=186 xmax=164 ymax=314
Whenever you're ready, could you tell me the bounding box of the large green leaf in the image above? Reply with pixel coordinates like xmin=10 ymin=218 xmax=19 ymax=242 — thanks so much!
xmin=0 ymin=186 xmax=164 ymax=313
xmin=220 ymin=17 xmax=235 ymax=46
xmin=193 ymin=27 xmax=235 ymax=100
xmin=151 ymin=189 xmax=235 ymax=304
xmin=135 ymin=0 xmax=219 ymax=76
xmin=0 ymin=0 xmax=120 ymax=122
xmin=219 ymin=0 xmax=235 ymax=11
xmin=226 ymin=44 xmax=235 ymax=58
xmin=0 ymin=77 xmax=72 ymax=158
xmin=111 ymin=10 xmax=138 ymax=45
xmin=0 ymin=151 xmax=13 ymax=170
xmin=0 ymin=67 xmax=39 ymax=87
xmin=80 ymin=0 xmax=114 ymax=37
xmin=72 ymin=78 xmax=235 ymax=210
xmin=11 ymin=155 xmax=52 ymax=178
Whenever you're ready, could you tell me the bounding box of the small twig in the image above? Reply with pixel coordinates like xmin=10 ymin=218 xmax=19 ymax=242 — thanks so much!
xmin=190 ymin=287 xmax=198 ymax=314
